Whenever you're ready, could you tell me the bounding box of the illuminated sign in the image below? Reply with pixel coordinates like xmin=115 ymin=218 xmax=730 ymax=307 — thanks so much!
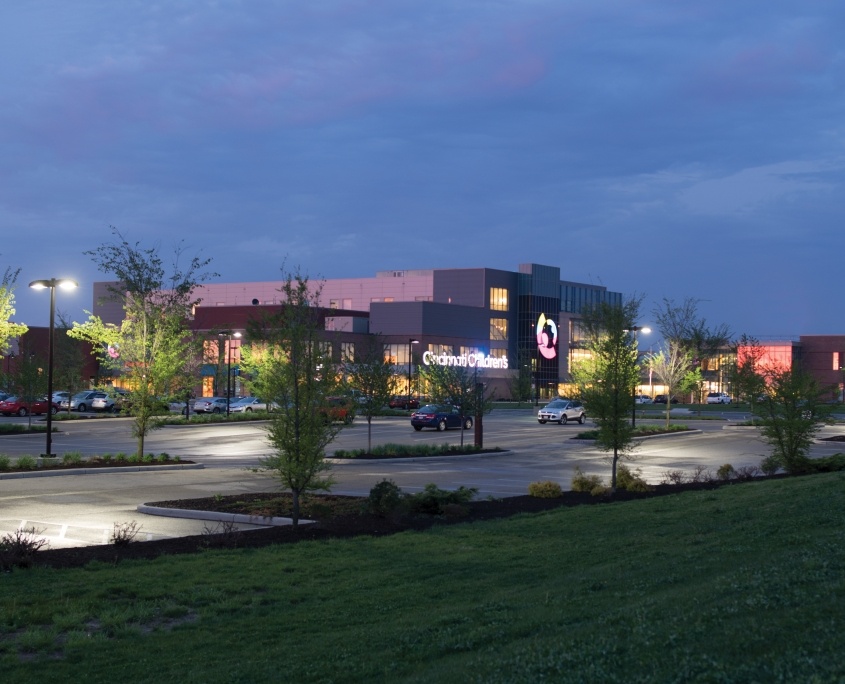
xmin=536 ymin=313 xmax=558 ymax=360
xmin=422 ymin=350 xmax=509 ymax=370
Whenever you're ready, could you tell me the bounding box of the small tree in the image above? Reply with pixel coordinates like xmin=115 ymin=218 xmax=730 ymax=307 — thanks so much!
xmin=646 ymin=342 xmax=697 ymax=427
xmin=54 ymin=313 xmax=88 ymax=412
xmin=419 ymin=362 xmax=493 ymax=447
xmin=754 ymin=367 xmax=833 ymax=474
xmin=0 ymin=266 xmax=28 ymax=358
xmin=7 ymin=349 xmax=47 ymax=428
xmin=251 ymin=272 xmax=345 ymax=527
xmin=726 ymin=334 xmax=767 ymax=414
xmin=507 ymin=349 xmax=534 ymax=405
xmin=69 ymin=228 xmax=215 ymax=457
xmin=343 ymin=335 xmax=395 ymax=453
xmin=571 ymin=298 xmax=641 ymax=494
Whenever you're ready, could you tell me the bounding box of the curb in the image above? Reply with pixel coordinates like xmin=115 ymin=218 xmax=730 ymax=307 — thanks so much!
xmin=327 ymin=449 xmax=510 ymax=464
xmin=0 ymin=463 xmax=205 ymax=480
xmin=137 ymin=503 xmax=312 ymax=527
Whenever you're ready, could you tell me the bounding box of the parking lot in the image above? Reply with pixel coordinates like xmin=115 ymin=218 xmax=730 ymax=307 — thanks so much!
xmin=2 ymin=408 xmax=844 ymax=548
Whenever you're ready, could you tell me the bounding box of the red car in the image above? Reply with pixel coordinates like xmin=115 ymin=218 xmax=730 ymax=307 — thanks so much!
xmin=0 ymin=396 xmax=59 ymax=417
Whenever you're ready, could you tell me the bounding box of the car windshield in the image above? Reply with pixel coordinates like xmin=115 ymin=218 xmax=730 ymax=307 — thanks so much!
xmin=232 ymin=397 xmax=254 ymax=405
xmin=545 ymin=399 xmax=567 ymax=408
xmin=418 ymin=405 xmax=438 ymax=414
xmin=72 ymin=392 xmax=92 ymax=399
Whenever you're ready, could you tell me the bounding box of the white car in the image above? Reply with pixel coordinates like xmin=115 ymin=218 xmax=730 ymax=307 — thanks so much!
xmin=706 ymin=392 xmax=732 ymax=404
xmin=229 ymin=397 xmax=273 ymax=413
xmin=537 ymin=399 xmax=586 ymax=425
xmin=193 ymin=397 xmax=231 ymax=414
xmin=634 ymin=395 xmax=653 ymax=404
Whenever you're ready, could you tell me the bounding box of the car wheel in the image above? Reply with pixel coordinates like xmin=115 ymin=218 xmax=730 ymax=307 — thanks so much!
xmin=245 ymin=407 xmax=253 ymax=412
xmin=77 ymin=403 xmax=87 ymax=412
xmin=212 ymin=407 xmax=221 ymax=414
xmin=17 ymin=407 xmax=28 ymax=417
xmin=463 ymin=417 xmax=473 ymax=430
xmin=51 ymin=406 xmax=58 ymax=415
xmin=413 ymin=425 xmax=423 ymax=431
xmin=559 ymin=415 xmax=568 ymax=425
xmin=437 ymin=419 xmax=447 ymax=431
xmin=538 ymin=419 xmax=546 ymax=424
xmin=578 ymin=413 xmax=586 ymax=424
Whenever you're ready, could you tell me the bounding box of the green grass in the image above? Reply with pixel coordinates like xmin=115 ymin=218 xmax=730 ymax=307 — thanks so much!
xmin=1 ymin=474 xmax=844 ymax=681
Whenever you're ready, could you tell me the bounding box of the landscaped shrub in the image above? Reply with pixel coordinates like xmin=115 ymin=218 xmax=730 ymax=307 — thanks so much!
xmin=528 ymin=480 xmax=562 ymax=498
xmin=14 ymin=455 xmax=37 ymax=470
xmin=809 ymin=454 xmax=845 ymax=473
xmin=760 ymin=455 xmax=781 ymax=476
xmin=367 ymin=479 xmax=405 ymax=517
xmin=0 ymin=527 xmax=48 ymax=570
xmin=0 ymin=454 xmax=10 ymax=471
xmin=156 ymin=453 xmax=169 ymax=462
xmin=62 ymin=452 xmax=84 ymax=465
xmin=115 ymin=453 xmax=127 ymax=462
xmin=111 ymin=521 xmax=141 ymax=546
xmin=616 ymin=465 xmax=652 ymax=492
xmin=689 ymin=465 xmax=713 ymax=483
xmin=734 ymin=465 xmax=759 ymax=480
xmin=408 ymin=483 xmax=477 ymax=515
xmin=661 ymin=470 xmax=685 ymax=485
xmin=716 ymin=463 xmax=736 ymax=481
xmin=571 ymin=466 xmax=604 ymax=494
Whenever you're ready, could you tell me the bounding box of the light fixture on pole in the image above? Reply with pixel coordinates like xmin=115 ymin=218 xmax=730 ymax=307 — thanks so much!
xmin=29 ymin=278 xmax=78 ymax=456
xmin=217 ymin=331 xmax=242 ymax=416
xmin=629 ymin=325 xmax=651 ymax=427
xmin=408 ymin=339 xmax=419 ymax=409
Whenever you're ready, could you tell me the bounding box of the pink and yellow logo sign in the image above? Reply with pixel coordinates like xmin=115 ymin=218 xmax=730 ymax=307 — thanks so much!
xmin=536 ymin=313 xmax=558 ymax=360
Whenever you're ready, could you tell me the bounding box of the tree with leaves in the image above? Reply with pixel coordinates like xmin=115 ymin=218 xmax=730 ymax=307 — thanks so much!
xmin=571 ymin=298 xmax=641 ymax=494
xmin=645 ymin=342 xmax=698 ymax=427
xmin=726 ymin=334 xmax=768 ymax=414
xmin=507 ymin=349 xmax=534 ymax=405
xmin=248 ymin=272 xmax=346 ymax=527
xmin=754 ymin=367 xmax=833 ymax=474
xmin=0 ymin=266 xmax=28 ymax=360
xmin=342 ymin=335 xmax=395 ymax=453
xmin=69 ymin=228 xmax=215 ymax=457
xmin=6 ymin=348 xmax=47 ymax=429
xmin=419 ymin=361 xmax=493 ymax=447
xmin=652 ymin=297 xmax=731 ymax=401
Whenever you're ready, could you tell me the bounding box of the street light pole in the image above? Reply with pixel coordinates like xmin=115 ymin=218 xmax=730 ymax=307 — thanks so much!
xmin=29 ymin=278 xmax=78 ymax=456
xmin=629 ymin=325 xmax=651 ymax=427
xmin=408 ymin=339 xmax=419 ymax=409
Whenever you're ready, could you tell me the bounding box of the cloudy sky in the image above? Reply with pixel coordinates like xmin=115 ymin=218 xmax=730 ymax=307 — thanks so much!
xmin=3 ymin=1 xmax=844 ymax=339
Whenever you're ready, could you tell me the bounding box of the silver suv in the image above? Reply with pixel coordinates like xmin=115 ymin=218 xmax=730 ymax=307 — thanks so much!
xmin=538 ymin=399 xmax=586 ymax=425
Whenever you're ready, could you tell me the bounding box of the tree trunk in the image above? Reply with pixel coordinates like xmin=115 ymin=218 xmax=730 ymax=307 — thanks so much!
xmin=291 ymin=489 xmax=300 ymax=528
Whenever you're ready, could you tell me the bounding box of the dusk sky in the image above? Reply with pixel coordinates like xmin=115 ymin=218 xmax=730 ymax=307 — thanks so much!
xmin=3 ymin=1 xmax=844 ymax=340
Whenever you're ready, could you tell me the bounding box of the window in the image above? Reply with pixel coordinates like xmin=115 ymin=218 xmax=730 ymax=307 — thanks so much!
xmin=329 ymin=299 xmax=340 ymax=309
xmin=490 ymin=287 xmax=508 ymax=311
xmin=341 ymin=342 xmax=355 ymax=362
xmin=834 ymin=352 xmax=841 ymax=371
xmin=490 ymin=349 xmax=508 ymax=359
xmin=343 ymin=298 xmax=352 ymax=310
xmin=490 ymin=318 xmax=508 ymax=342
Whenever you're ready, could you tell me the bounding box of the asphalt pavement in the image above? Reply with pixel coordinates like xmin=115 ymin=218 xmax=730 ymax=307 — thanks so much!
xmin=2 ymin=409 xmax=844 ymax=549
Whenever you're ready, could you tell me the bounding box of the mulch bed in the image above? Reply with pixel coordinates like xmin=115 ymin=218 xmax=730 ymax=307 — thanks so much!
xmin=2 ymin=459 xmax=195 ymax=474
xmin=33 ymin=479 xmax=746 ymax=571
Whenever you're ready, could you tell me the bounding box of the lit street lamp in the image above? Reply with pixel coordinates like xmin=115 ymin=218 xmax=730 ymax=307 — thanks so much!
xmin=29 ymin=278 xmax=78 ymax=456
xmin=629 ymin=325 xmax=651 ymax=427
xmin=408 ymin=339 xmax=419 ymax=409
xmin=217 ymin=331 xmax=242 ymax=416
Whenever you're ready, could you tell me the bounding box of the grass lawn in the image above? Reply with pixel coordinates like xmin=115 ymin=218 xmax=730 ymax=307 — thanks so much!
xmin=2 ymin=473 xmax=844 ymax=682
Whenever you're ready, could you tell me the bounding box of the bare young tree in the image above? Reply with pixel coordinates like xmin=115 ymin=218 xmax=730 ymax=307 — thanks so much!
xmin=646 ymin=341 xmax=696 ymax=428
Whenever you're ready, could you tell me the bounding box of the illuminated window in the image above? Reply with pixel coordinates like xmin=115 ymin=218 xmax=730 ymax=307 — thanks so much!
xmin=490 ymin=349 xmax=507 ymax=359
xmin=341 ymin=342 xmax=355 ymax=362
xmin=490 ymin=287 xmax=509 ymax=311
xmin=490 ymin=318 xmax=508 ymax=341
xmin=834 ymin=352 xmax=840 ymax=370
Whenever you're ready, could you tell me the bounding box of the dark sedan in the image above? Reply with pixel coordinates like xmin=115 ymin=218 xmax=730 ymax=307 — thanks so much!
xmin=653 ymin=395 xmax=679 ymax=404
xmin=411 ymin=404 xmax=473 ymax=431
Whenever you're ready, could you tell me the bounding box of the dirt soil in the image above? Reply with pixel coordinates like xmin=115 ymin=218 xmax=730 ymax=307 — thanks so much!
xmin=33 ymin=479 xmax=745 ymax=570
